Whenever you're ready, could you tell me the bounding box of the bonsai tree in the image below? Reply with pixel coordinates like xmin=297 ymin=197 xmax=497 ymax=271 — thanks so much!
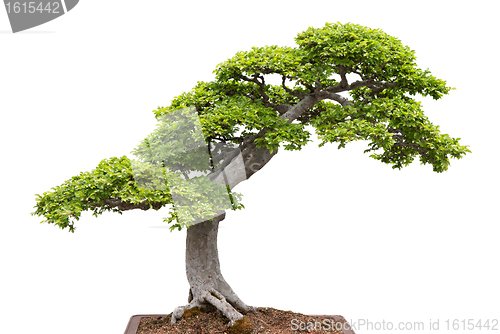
xmin=32 ymin=22 xmax=470 ymax=326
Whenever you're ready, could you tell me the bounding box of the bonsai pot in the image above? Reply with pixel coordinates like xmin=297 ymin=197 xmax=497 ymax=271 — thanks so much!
xmin=124 ymin=310 xmax=356 ymax=334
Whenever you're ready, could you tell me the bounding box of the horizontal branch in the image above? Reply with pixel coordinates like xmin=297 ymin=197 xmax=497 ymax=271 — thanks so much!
xmin=87 ymin=198 xmax=164 ymax=211
xmin=317 ymin=91 xmax=352 ymax=107
xmin=326 ymin=79 xmax=397 ymax=94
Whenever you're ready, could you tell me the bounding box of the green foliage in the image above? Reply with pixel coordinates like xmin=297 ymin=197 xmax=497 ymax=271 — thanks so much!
xmin=295 ymin=22 xmax=452 ymax=99
xmin=32 ymin=22 xmax=470 ymax=232
xmin=155 ymin=81 xmax=311 ymax=153
xmin=31 ymin=156 xmax=172 ymax=232
xmin=312 ymin=97 xmax=470 ymax=172
xmin=214 ymin=45 xmax=329 ymax=89
xmin=31 ymin=107 xmax=245 ymax=233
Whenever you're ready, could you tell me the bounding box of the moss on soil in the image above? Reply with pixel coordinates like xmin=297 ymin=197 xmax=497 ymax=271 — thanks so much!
xmin=228 ymin=316 xmax=253 ymax=334
xmin=181 ymin=306 xmax=204 ymax=319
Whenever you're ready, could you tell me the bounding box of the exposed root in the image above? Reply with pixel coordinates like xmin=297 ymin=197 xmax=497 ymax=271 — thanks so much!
xmin=216 ymin=278 xmax=257 ymax=314
xmin=171 ymin=287 xmax=245 ymax=326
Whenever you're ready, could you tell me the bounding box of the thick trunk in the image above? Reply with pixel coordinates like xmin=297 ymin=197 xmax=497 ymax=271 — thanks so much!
xmin=171 ymin=213 xmax=253 ymax=325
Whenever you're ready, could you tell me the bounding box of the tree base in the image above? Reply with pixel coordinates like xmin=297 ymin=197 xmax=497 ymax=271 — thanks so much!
xmin=124 ymin=307 xmax=356 ymax=334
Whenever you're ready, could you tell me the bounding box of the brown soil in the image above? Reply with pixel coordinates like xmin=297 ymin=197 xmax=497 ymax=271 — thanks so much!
xmin=136 ymin=307 xmax=349 ymax=334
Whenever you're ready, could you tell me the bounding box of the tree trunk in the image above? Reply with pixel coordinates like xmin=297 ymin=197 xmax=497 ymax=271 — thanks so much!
xmin=170 ymin=213 xmax=253 ymax=325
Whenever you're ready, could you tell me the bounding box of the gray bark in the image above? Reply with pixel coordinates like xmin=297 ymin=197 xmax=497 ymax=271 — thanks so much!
xmin=171 ymin=213 xmax=252 ymax=326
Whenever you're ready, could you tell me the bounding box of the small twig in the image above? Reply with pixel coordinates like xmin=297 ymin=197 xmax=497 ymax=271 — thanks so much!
xmin=256 ymin=318 xmax=269 ymax=326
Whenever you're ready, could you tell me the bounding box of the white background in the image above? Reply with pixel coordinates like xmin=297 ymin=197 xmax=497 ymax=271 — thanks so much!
xmin=1 ymin=1 xmax=498 ymax=333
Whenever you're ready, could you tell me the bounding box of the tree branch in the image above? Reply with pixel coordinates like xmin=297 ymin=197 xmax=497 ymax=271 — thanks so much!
xmin=87 ymin=198 xmax=164 ymax=211
xmin=281 ymin=75 xmax=307 ymax=99
xmin=338 ymin=66 xmax=348 ymax=88
xmin=326 ymin=79 xmax=397 ymax=94
xmin=280 ymin=95 xmax=317 ymax=123
xmin=317 ymin=91 xmax=352 ymax=107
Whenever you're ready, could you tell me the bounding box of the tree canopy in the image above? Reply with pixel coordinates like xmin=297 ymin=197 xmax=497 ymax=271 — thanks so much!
xmin=32 ymin=22 xmax=470 ymax=233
